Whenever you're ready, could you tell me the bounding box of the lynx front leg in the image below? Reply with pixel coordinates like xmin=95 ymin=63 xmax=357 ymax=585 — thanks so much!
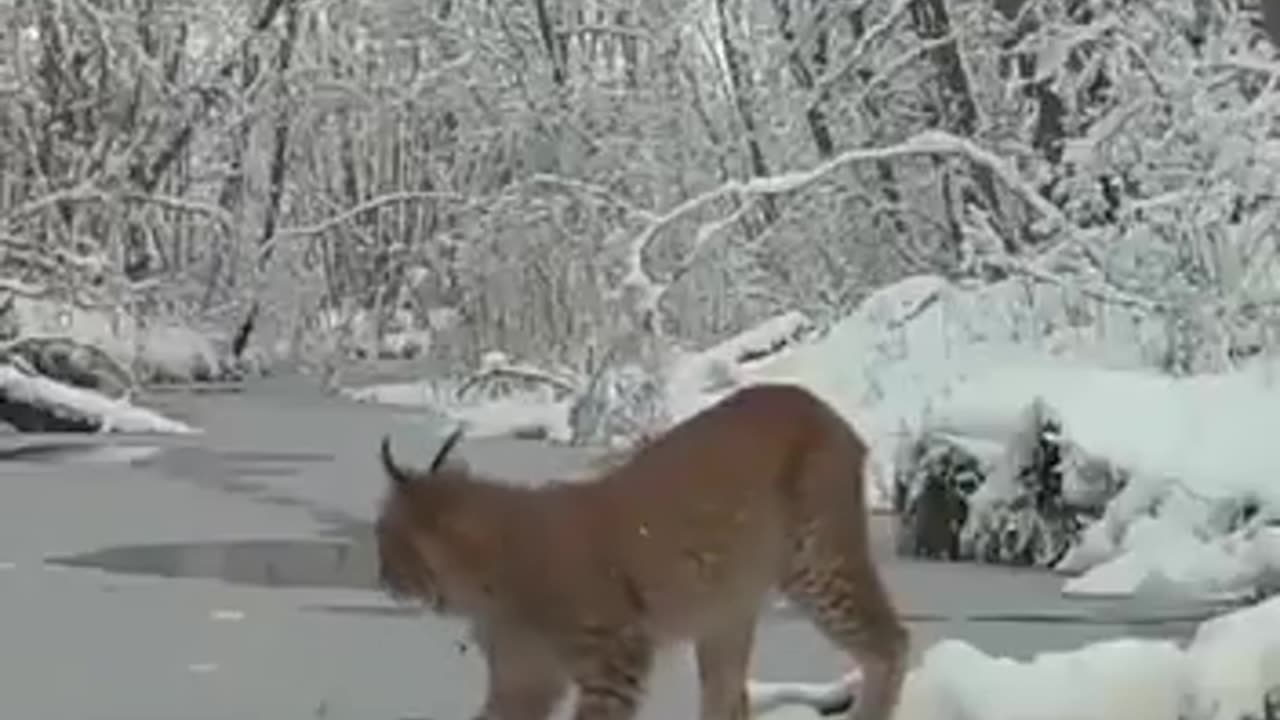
xmin=473 ymin=626 xmax=570 ymax=720
xmin=564 ymin=626 xmax=654 ymax=720
xmin=695 ymin=617 xmax=756 ymax=720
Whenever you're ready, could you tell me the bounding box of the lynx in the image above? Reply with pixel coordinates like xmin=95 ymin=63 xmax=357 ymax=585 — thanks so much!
xmin=375 ymin=383 xmax=908 ymax=720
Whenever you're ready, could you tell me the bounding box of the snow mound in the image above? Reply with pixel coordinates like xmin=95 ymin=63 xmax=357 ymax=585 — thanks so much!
xmin=450 ymin=391 xmax=572 ymax=442
xmin=899 ymin=637 xmax=1189 ymax=720
xmin=754 ymin=596 xmax=1280 ymax=720
xmin=1186 ymin=596 xmax=1280 ymax=720
xmin=930 ymin=363 xmax=1280 ymax=509
xmin=923 ymin=362 xmax=1280 ymax=600
xmin=665 ymin=310 xmax=816 ymax=425
xmin=135 ymin=323 xmax=224 ymax=383
xmin=6 ymin=297 xmax=260 ymax=385
xmin=0 ymin=364 xmax=196 ymax=435
xmin=734 ymin=274 xmax=1160 ymax=509
xmin=342 ymin=370 xmax=574 ymax=443
xmin=750 ymin=670 xmax=856 ymax=718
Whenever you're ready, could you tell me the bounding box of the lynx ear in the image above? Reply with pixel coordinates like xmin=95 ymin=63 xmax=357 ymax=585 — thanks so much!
xmin=429 ymin=426 xmax=465 ymax=473
xmin=379 ymin=435 xmax=414 ymax=487
xmin=379 ymin=426 xmax=465 ymax=487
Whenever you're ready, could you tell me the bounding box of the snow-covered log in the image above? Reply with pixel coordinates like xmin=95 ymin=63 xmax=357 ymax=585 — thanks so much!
xmin=0 ymin=336 xmax=136 ymax=399
xmin=0 ymin=362 xmax=195 ymax=434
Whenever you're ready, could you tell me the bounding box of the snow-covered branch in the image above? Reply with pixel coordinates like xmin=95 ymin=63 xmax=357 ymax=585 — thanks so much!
xmin=622 ymin=130 xmax=1081 ymax=320
xmin=808 ymin=0 xmax=915 ymax=106
xmin=268 ymin=190 xmax=469 ymax=242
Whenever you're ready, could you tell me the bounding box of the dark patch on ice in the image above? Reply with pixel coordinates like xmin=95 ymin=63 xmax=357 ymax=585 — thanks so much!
xmin=218 ymin=450 xmax=336 ymax=464
xmin=771 ymin=591 xmax=1243 ymax=632
xmin=301 ymin=602 xmax=427 ymax=618
xmin=0 ymin=438 xmax=163 ymax=465
xmin=46 ymin=536 xmax=378 ymax=591
xmin=0 ymin=440 xmax=102 ymax=461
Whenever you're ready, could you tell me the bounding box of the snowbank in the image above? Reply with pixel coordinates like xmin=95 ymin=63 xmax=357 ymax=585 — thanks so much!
xmin=6 ymin=297 xmax=261 ymax=385
xmin=134 ymin=322 xmax=225 ymax=383
xmin=920 ymin=363 xmax=1280 ymax=600
xmin=669 ymin=274 xmax=1163 ymax=508
xmin=341 ymin=361 xmax=575 ymax=443
xmin=0 ymin=364 xmax=197 ymax=435
xmin=649 ymin=274 xmax=1280 ymax=600
xmin=754 ymin=596 xmax=1280 ymax=720
xmin=664 ymin=310 xmax=816 ymax=423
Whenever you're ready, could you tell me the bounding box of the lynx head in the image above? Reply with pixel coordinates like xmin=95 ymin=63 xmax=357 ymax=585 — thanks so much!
xmin=374 ymin=426 xmax=475 ymax=613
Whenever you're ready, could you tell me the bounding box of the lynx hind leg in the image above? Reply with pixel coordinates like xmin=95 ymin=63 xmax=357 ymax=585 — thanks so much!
xmin=695 ymin=617 xmax=757 ymax=720
xmin=565 ymin=627 xmax=655 ymax=720
xmin=474 ymin=626 xmax=570 ymax=720
xmin=782 ymin=531 xmax=909 ymax=720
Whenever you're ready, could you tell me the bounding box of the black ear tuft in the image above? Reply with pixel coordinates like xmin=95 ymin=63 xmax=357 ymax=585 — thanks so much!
xmin=380 ymin=434 xmax=413 ymax=486
xmin=429 ymin=426 xmax=465 ymax=473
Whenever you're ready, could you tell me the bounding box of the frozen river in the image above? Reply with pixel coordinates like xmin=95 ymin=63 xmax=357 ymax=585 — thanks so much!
xmin=0 ymin=374 xmax=1234 ymax=720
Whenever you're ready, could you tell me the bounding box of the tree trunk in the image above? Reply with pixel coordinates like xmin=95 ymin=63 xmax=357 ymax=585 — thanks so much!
xmin=911 ymin=0 xmax=1014 ymax=254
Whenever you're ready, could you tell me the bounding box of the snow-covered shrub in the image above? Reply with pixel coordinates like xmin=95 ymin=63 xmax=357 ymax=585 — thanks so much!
xmin=893 ymin=432 xmax=987 ymax=560
xmin=894 ymin=361 xmax=1280 ymax=599
xmin=959 ymin=398 xmax=1091 ymax=568
xmin=569 ymin=362 xmax=668 ymax=447
xmin=894 ymin=397 xmax=1100 ymax=567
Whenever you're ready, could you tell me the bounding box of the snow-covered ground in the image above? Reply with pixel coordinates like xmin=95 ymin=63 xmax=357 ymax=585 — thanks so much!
xmin=756 ymin=595 xmax=1280 ymax=720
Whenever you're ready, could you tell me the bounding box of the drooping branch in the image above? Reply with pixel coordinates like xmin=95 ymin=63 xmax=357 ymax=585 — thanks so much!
xmin=620 ymin=130 xmax=1080 ymax=321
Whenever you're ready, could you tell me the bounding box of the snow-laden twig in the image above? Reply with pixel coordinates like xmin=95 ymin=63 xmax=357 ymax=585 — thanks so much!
xmin=0 ymin=181 xmax=100 ymax=224
xmin=267 ymin=190 xmax=469 ymax=247
xmin=524 ymin=174 xmax=657 ymax=221
xmin=987 ymin=256 xmax=1161 ymax=311
xmin=808 ymin=0 xmax=915 ymax=107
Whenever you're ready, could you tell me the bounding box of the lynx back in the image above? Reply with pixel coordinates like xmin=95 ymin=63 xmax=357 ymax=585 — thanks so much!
xmin=375 ymin=383 xmax=908 ymax=720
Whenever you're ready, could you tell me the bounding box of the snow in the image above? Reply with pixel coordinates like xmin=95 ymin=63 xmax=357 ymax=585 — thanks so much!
xmin=685 ymin=274 xmax=1163 ymax=509
xmin=896 ymin=637 xmax=1191 ymax=720
xmin=663 ymin=310 xmax=816 ymax=424
xmin=755 ymin=596 xmax=1280 ymax=720
xmin=749 ymin=670 xmax=857 ymax=719
xmin=8 ymin=295 xmax=137 ymax=362
xmin=8 ymin=296 xmax=246 ymax=384
xmin=342 ymin=378 xmax=573 ymax=443
xmin=917 ymin=362 xmax=1280 ymax=600
xmin=928 ymin=363 xmax=1280 ymax=510
xmin=135 ymin=322 xmax=223 ymax=382
xmin=0 ymin=364 xmax=197 ymax=435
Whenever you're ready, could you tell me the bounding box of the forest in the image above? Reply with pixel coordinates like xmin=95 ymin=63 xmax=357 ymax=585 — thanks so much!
xmin=2 ymin=0 xmax=1280 ymax=395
